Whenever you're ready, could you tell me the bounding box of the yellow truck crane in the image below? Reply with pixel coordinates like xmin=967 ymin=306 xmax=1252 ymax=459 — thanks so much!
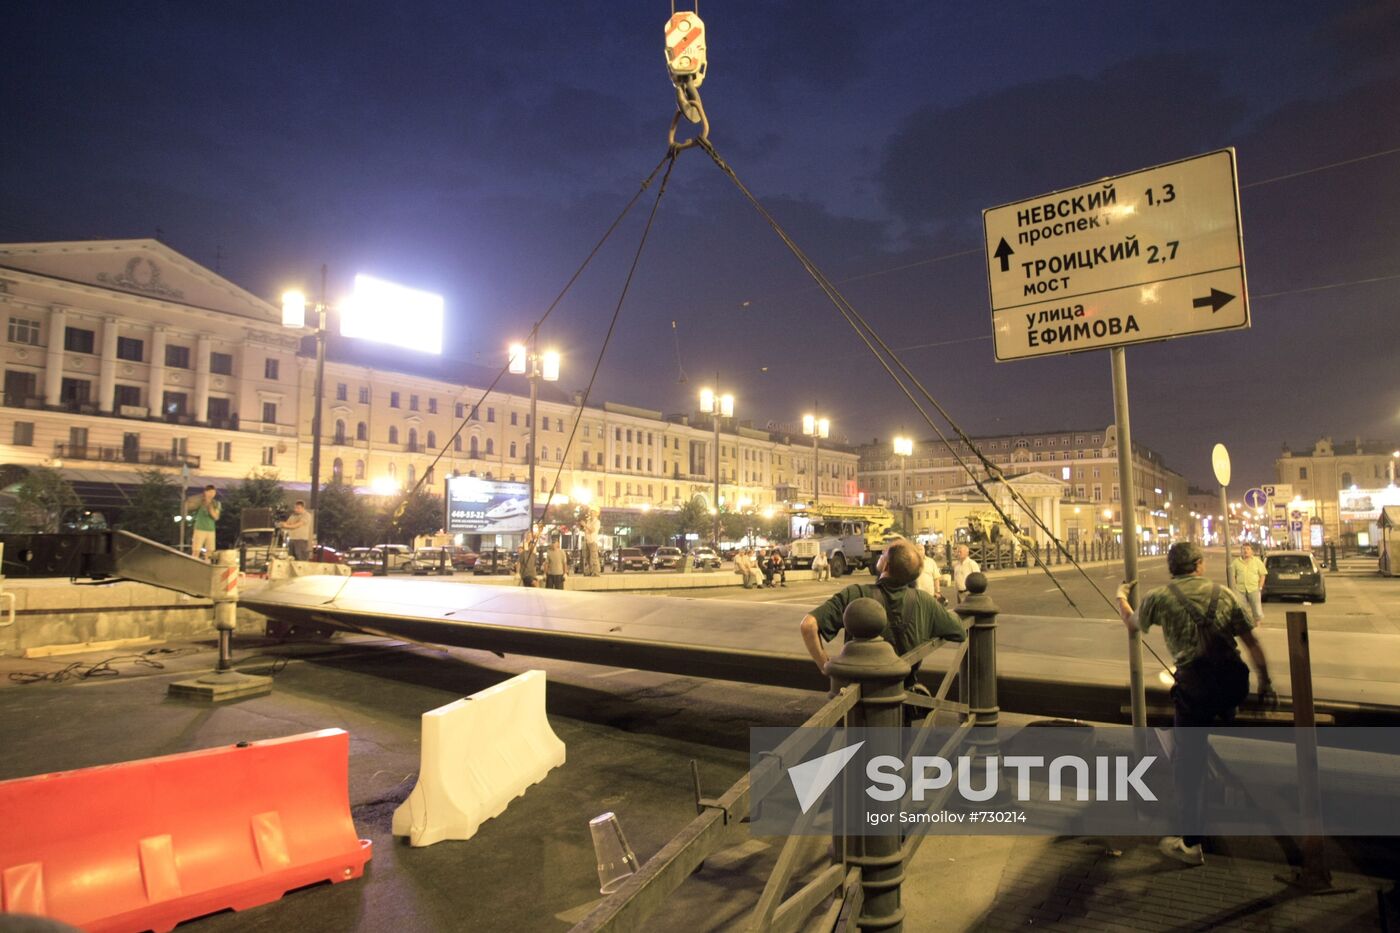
xmin=785 ymin=503 xmax=895 ymax=577
xmin=960 ymin=509 xmax=1036 ymax=567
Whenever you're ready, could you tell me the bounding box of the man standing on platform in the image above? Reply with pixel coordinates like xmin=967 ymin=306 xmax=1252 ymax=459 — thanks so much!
xmin=279 ymin=500 xmax=312 ymax=561
xmin=545 ymin=539 xmax=569 ymax=590
xmin=188 ymin=485 xmax=220 ymax=561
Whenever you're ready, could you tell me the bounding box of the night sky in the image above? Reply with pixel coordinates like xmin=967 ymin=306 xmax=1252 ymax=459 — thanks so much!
xmin=5 ymin=1 xmax=1399 ymax=490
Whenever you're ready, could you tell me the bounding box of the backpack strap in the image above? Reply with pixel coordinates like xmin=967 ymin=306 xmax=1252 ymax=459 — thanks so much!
xmin=1167 ymin=582 xmax=1227 ymax=653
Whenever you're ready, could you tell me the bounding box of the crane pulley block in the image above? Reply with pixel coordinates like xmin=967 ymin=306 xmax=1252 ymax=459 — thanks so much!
xmin=664 ymin=11 xmax=707 ymax=125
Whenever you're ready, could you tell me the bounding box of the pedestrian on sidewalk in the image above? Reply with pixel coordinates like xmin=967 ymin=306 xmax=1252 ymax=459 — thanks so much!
xmin=187 ymin=485 xmax=220 ymax=560
xmin=1230 ymin=543 xmax=1267 ymax=626
xmin=545 ymin=539 xmax=568 ymax=589
xmin=519 ymin=538 xmax=540 ymax=587
xmin=951 ymin=544 xmax=980 ymax=603
xmin=759 ymin=548 xmax=776 ymax=588
xmin=1115 ymin=541 xmax=1275 ymax=866
xmin=768 ymin=549 xmax=787 ymax=587
xmin=812 ymin=549 xmax=830 ymax=581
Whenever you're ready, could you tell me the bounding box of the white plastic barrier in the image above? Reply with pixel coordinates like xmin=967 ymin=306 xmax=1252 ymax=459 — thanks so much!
xmin=392 ymin=669 xmax=566 ymax=846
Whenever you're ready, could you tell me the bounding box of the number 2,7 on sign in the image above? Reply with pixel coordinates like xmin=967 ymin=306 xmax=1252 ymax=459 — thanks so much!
xmin=1146 ymin=241 xmax=1179 ymax=263
xmin=1145 ymin=183 xmax=1176 ymax=206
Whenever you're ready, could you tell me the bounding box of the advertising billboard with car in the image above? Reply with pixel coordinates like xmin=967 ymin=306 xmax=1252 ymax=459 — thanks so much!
xmin=445 ymin=476 xmax=531 ymax=534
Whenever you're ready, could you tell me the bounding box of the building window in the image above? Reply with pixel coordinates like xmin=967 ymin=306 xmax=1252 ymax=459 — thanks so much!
xmin=456 ymin=403 xmax=465 ymax=419
xmin=469 ymin=436 xmax=479 ymax=458
xmin=159 ymin=344 xmax=189 ymax=368
xmin=160 ymin=391 xmax=187 ymax=417
xmin=262 ymin=446 xmax=276 ymax=466
xmin=356 ymin=422 xmax=367 ymax=441
xmin=596 ymin=452 xmax=603 ymax=466
xmin=407 ymin=428 xmax=419 ymax=452
xmin=427 ymin=430 xmax=437 ymax=449
xmin=510 ymin=441 xmax=518 ymax=458
xmin=8 ymin=318 xmax=40 ymax=346
xmin=334 ymin=420 xmax=346 ymax=444
xmin=1298 ymin=466 xmax=1308 ymax=480
xmin=332 ymin=457 xmax=343 ymax=480
xmin=1341 ymin=471 xmax=1353 ymax=488
xmin=454 ymin=435 xmax=462 ymax=452
xmin=12 ymin=422 xmax=33 ymax=446
xmin=486 ymin=439 xmax=494 ymax=455
xmin=511 ymin=411 xmax=519 ymax=426
xmin=263 ymin=357 xmax=279 ymax=380
xmin=615 ymin=455 xmax=621 ymax=468
xmin=216 ymin=441 xmax=232 ymax=461
xmin=428 ymin=398 xmax=437 ymax=414
xmin=358 ymin=387 xmax=370 ymax=404
xmin=115 ymin=336 xmax=143 ymax=361
xmin=1093 ymin=485 xmax=1102 ymax=502
xmin=487 ymin=407 xmax=495 ymax=423
xmin=113 ymin=384 xmax=142 ymax=410
xmin=65 ymin=327 xmax=96 ymax=354
xmin=470 ymin=407 xmax=479 ymax=422
xmin=355 ymin=459 xmax=365 ymax=479
xmin=335 ymin=382 xmax=347 ymax=401
xmin=389 ymin=426 xmax=399 ymax=444
xmin=206 ymin=397 xmax=231 ymax=423
xmin=261 ymin=401 xmax=276 ymax=423
xmin=390 ymin=391 xmax=400 ymax=408
xmin=410 ymin=394 xmax=419 ymax=411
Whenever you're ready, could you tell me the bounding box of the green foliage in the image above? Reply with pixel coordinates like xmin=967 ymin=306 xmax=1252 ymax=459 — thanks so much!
xmin=118 ymin=469 xmax=181 ymax=545
xmin=1 ymin=467 xmax=80 ymax=533
xmin=314 ymin=479 xmax=378 ymax=549
xmin=216 ymin=470 xmax=287 ymax=549
xmin=387 ymin=486 xmax=443 ymax=544
xmin=637 ymin=508 xmax=679 ymax=545
xmin=674 ymin=497 xmax=712 ymax=542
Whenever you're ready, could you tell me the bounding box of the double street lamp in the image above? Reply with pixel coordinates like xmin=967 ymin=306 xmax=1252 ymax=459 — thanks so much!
xmin=281 ymin=267 xmax=330 ymax=525
xmin=892 ymin=435 xmax=914 ymax=506
xmin=699 ymin=381 xmax=734 ymax=547
xmin=509 ymin=338 xmax=561 ymax=530
xmin=802 ymin=409 xmax=830 ymax=503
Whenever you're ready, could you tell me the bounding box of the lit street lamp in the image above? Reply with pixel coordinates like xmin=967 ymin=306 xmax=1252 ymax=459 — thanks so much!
xmin=281 ymin=266 xmax=329 ymax=528
xmin=892 ymin=436 xmax=914 ymax=506
xmin=509 ymin=338 xmax=561 ymax=530
xmin=802 ymin=408 xmax=830 ymax=504
xmin=699 ymin=379 xmax=734 ymax=547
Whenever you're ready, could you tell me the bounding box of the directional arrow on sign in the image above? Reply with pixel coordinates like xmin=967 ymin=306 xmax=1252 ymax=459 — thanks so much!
xmin=993 ymin=237 xmax=1014 ymax=272
xmin=1192 ymin=288 xmax=1235 ymax=313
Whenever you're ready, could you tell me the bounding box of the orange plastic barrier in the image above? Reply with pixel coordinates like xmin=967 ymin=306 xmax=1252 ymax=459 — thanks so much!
xmin=0 ymin=729 xmax=371 ymax=932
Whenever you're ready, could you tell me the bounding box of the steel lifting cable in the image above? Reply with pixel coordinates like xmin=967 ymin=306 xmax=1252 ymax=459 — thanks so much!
xmin=693 ymin=139 xmax=1133 ymax=613
xmin=391 ymin=152 xmax=675 ymax=520
xmin=529 ymin=151 xmax=681 ymax=559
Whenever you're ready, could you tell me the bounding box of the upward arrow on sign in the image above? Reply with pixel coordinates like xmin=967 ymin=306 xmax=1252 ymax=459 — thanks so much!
xmin=993 ymin=237 xmax=1014 ymax=272
xmin=1192 ymin=288 xmax=1235 ymax=313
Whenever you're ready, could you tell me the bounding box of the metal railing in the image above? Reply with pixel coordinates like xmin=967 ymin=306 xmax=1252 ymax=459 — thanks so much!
xmin=571 ymin=578 xmax=1000 ymax=933
xmin=52 ymin=442 xmax=201 ymax=469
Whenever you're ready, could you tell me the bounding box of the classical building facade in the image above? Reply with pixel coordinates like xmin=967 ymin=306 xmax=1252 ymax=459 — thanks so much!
xmin=1276 ymin=437 xmax=1400 ymax=545
xmin=856 ymin=426 xmax=1188 ymax=543
xmin=0 ymin=239 xmax=857 ymax=528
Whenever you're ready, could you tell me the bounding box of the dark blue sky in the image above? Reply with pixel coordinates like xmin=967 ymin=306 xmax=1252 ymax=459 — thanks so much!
xmin=5 ymin=1 xmax=1399 ymax=488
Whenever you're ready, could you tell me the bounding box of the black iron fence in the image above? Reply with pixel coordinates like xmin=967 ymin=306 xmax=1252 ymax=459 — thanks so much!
xmin=52 ymin=442 xmax=200 ymax=469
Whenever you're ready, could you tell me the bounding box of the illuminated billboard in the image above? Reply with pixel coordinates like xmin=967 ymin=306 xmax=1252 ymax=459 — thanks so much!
xmin=1339 ymin=487 xmax=1400 ymax=522
xmin=340 ymin=274 xmax=444 ymax=354
xmin=445 ymin=476 xmax=532 ymax=534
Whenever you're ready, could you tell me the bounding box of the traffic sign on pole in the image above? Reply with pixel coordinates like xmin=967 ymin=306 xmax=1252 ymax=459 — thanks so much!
xmin=983 ymin=148 xmax=1249 ymax=361
xmin=1244 ymin=487 xmax=1268 ymax=509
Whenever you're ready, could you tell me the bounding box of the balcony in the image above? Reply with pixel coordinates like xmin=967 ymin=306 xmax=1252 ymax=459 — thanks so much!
xmin=52 ymin=442 xmax=201 ymax=469
xmin=2 ymin=393 xmax=46 ymax=410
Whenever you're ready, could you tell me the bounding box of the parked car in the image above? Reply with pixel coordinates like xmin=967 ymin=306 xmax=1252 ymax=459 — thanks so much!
xmin=473 ymin=548 xmax=518 ymax=575
xmin=1262 ymin=550 xmax=1326 ymax=603
xmin=689 ymin=546 xmax=721 ymax=570
xmin=345 ymin=547 xmax=385 ymax=575
xmin=615 ymin=547 xmax=650 ymax=572
xmin=311 ymin=545 xmax=344 ymax=564
xmin=636 ymin=545 xmax=661 ymax=562
xmin=651 ymin=546 xmax=684 ymax=570
xmin=409 ymin=547 xmax=455 ymax=575
xmin=444 ymin=546 xmax=479 ymax=570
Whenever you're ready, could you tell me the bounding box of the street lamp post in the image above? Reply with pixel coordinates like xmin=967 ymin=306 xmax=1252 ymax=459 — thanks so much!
xmin=892 ymin=436 xmax=913 ymax=507
xmin=281 ymin=265 xmax=329 ymax=532
xmin=802 ymin=408 xmax=830 ymax=504
xmin=699 ymin=378 xmax=734 ymax=548
xmin=509 ymin=336 xmax=561 ymax=532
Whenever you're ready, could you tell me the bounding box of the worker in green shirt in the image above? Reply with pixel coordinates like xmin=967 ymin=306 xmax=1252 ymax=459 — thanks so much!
xmin=188 ymin=485 xmax=220 ymax=560
xmin=1230 ymin=543 xmax=1267 ymax=625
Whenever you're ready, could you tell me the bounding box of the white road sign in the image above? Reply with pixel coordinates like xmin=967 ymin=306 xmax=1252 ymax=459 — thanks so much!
xmin=983 ymin=149 xmax=1248 ymax=361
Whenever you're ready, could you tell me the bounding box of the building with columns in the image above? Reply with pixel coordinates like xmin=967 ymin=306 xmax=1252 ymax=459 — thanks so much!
xmin=0 ymin=238 xmax=857 ymax=531
xmin=856 ymin=426 xmax=1189 ymax=544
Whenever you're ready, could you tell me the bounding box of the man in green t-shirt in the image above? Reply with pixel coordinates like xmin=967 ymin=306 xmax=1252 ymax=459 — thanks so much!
xmin=188 ymin=485 xmax=220 ymax=560
xmin=800 ymin=538 xmax=965 ymax=686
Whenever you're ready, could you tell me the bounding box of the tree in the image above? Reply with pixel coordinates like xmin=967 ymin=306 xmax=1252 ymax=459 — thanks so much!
xmin=637 ymin=508 xmax=679 ymax=545
xmin=216 ymin=471 xmax=287 ymax=549
xmin=388 ymin=487 xmax=444 ymax=544
xmin=118 ymin=469 xmax=181 ymax=545
xmin=1 ymin=467 xmax=80 ymax=533
xmin=675 ymin=497 xmax=712 ymax=542
xmin=315 ymin=479 xmax=378 ymax=549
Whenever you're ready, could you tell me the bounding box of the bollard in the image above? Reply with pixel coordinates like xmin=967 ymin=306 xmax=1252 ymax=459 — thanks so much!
xmin=954 ymin=573 xmax=999 ymax=730
xmin=827 ymin=598 xmax=910 ymax=933
xmin=1328 ymin=544 xmax=1338 ymax=572
xmin=168 ymin=550 xmax=272 ymax=701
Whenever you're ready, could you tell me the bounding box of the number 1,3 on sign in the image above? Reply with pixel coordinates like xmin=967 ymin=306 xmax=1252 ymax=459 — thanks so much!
xmin=1145 ymin=184 xmax=1176 ymax=206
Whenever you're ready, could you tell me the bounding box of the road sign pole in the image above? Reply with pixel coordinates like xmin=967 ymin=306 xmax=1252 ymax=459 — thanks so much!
xmin=1220 ymin=485 xmax=1234 ymax=588
xmin=1111 ymin=347 xmax=1145 ymax=730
